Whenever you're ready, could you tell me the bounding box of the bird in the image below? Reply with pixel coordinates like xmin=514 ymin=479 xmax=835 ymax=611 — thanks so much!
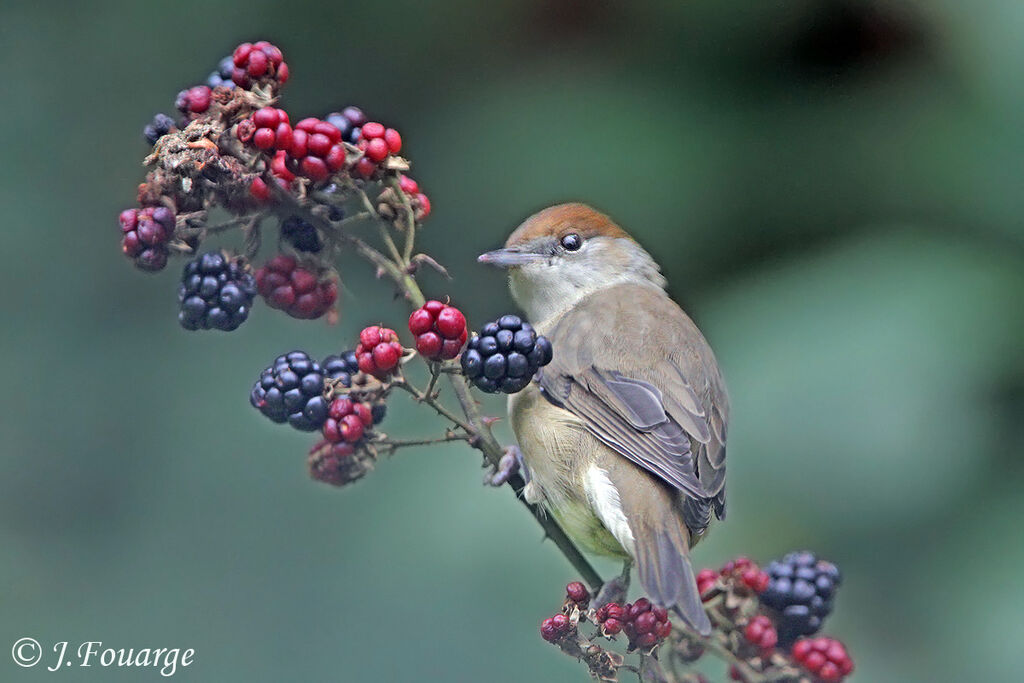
xmin=478 ymin=203 xmax=728 ymax=635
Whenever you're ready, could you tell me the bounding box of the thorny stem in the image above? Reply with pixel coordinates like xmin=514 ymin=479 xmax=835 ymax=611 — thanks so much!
xmin=376 ymin=433 xmax=471 ymax=451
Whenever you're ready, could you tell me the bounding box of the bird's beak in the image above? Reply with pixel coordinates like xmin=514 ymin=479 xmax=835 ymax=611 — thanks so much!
xmin=477 ymin=247 xmax=544 ymax=269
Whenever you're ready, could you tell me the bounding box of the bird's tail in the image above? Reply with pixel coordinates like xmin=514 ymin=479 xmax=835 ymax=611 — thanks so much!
xmin=633 ymin=520 xmax=711 ymax=636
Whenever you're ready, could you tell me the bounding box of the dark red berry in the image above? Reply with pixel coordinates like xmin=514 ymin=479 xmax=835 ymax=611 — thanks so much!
xmin=176 ymin=85 xmax=212 ymax=117
xmin=354 ymin=121 xmax=401 ymax=175
xmin=697 ymin=568 xmax=718 ymax=597
xmin=565 ymin=581 xmax=589 ymax=605
xmin=355 ymin=326 xmax=403 ymax=379
xmin=322 ymin=396 xmax=371 ymax=444
xmin=119 ymin=206 xmax=173 ymax=272
xmin=308 ymin=439 xmax=368 ymax=487
xmin=249 ymin=177 xmax=271 ymax=202
xmin=284 ymin=117 xmax=346 ymax=183
xmin=254 ymin=254 xmax=336 ymax=320
xmin=792 ymin=637 xmax=853 ymax=682
xmin=231 ymin=40 xmax=289 ymax=90
xmin=244 ymin=107 xmax=293 ymax=152
xmin=743 ymin=615 xmax=778 ymax=653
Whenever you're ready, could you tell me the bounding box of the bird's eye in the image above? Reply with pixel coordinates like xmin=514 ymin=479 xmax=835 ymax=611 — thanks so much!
xmin=560 ymin=233 xmax=582 ymax=251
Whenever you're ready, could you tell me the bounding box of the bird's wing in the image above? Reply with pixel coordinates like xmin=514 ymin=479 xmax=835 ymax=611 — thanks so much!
xmin=539 ymin=284 xmax=728 ymax=530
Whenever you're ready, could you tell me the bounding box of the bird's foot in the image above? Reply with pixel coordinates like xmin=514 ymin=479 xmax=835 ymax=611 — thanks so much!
xmin=594 ymin=560 xmax=632 ymax=608
xmin=484 ymin=445 xmax=526 ymax=487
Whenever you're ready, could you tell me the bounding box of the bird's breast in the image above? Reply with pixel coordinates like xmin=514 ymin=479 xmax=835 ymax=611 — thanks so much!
xmin=508 ymin=383 xmax=629 ymax=558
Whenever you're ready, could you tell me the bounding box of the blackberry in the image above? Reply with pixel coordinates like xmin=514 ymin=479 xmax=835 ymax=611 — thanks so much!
xmin=177 ymin=252 xmax=257 ymax=331
xmin=760 ymin=551 xmax=841 ymax=646
xmin=326 ymin=106 xmax=366 ymax=144
xmin=322 ymin=351 xmax=360 ymax=386
xmin=206 ymin=56 xmax=234 ymax=88
xmin=143 ymin=113 xmax=177 ymax=145
xmin=250 ymin=351 xmax=328 ymax=431
xmin=280 ymin=215 xmax=322 ymax=252
xmin=460 ymin=314 xmax=553 ymax=394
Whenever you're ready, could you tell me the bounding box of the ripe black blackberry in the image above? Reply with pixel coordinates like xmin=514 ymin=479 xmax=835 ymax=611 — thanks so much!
xmin=326 ymin=106 xmax=367 ymax=144
xmin=206 ymin=56 xmax=234 ymax=88
xmin=321 ymin=351 xmax=386 ymax=424
xmin=250 ymin=351 xmax=328 ymax=431
xmin=177 ymin=252 xmax=257 ymax=331
xmin=460 ymin=314 xmax=553 ymax=394
xmin=280 ymin=215 xmax=323 ymax=252
xmin=143 ymin=113 xmax=177 ymax=145
xmin=760 ymin=551 xmax=842 ymax=646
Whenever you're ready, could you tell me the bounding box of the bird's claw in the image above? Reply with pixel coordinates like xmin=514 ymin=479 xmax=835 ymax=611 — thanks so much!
xmin=484 ymin=445 xmax=526 ymax=487
xmin=594 ymin=561 xmax=632 ymax=608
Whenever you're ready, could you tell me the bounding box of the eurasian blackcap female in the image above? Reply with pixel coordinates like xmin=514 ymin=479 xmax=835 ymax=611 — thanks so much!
xmin=479 ymin=203 xmax=728 ymax=634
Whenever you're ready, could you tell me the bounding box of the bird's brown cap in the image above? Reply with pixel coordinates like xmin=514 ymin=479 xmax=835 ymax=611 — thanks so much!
xmin=505 ymin=203 xmax=632 ymax=248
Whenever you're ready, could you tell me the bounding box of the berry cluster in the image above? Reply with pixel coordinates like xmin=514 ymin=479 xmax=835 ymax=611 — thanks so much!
xmin=250 ymin=351 xmax=328 ymax=431
xmin=461 ymin=315 xmax=553 ymax=394
xmin=619 ymin=598 xmax=672 ymax=650
xmin=353 ymin=121 xmax=402 ymax=178
xmin=792 ymin=637 xmax=854 ymax=682
xmin=124 ymin=40 xmax=437 ymax=333
xmin=238 ymin=107 xmax=293 ymax=152
xmin=254 ymin=254 xmax=337 ymax=320
xmin=355 ymin=326 xmax=404 ymax=379
xmin=285 ymin=117 xmax=348 ymax=183
xmin=593 ymin=602 xmax=626 ymax=636
xmin=120 ymin=206 xmax=174 ymax=272
xmin=231 ymin=41 xmax=289 ymax=90
xmin=143 ymin=113 xmax=176 ymax=145
xmin=564 ymin=581 xmax=590 ymax=607
xmin=308 ymin=439 xmax=372 ymax=487
xmin=742 ymin=615 xmax=778 ymax=653
xmin=540 ymin=614 xmax=574 ymax=644
xmin=760 ymin=551 xmax=841 ymax=646
xmin=697 ymin=555 xmax=770 ymax=599
xmin=408 ymin=300 xmax=468 ymax=361
xmin=322 ymin=396 xmax=373 ymax=444
xmin=177 ymin=252 xmax=256 ymax=331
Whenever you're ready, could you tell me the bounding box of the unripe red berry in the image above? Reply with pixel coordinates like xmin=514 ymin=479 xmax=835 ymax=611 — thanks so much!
xmin=398 ymin=175 xmax=419 ymax=195
xmin=697 ymin=568 xmax=718 ymax=596
xmin=565 ymin=581 xmax=589 ymax=604
xmin=415 ymin=192 xmax=431 ymax=219
xmin=254 ymin=254 xmax=336 ymax=320
xmin=176 ymin=85 xmax=212 ymax=116
xmin=408 ymin=301 xmax=467 ymax=361
xmin=355 ymin=326 xmax=403 ymax=379
xmin=249 ymin=177 xmax=271 ymax=202
xmin=365 ymin=137 xmax=388 ymax=162
xmin=384 ymin=127 xmax=402 ymax=154
xmin=231 ymin=40 xmax=288 ymax=89
xmin=743 ymin=615 xmax=778 ymax=652
xmin=361 ymin=122 xmax=385 ymax=139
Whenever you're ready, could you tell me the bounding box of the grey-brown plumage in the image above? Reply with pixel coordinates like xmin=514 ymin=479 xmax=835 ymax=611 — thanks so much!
xmin=482 ymin=203 xmax=728 ymax=636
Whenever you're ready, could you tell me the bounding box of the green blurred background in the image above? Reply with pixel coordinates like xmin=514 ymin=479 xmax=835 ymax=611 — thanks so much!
xmin=2 ymin=1 xmax=1022 ymax=681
